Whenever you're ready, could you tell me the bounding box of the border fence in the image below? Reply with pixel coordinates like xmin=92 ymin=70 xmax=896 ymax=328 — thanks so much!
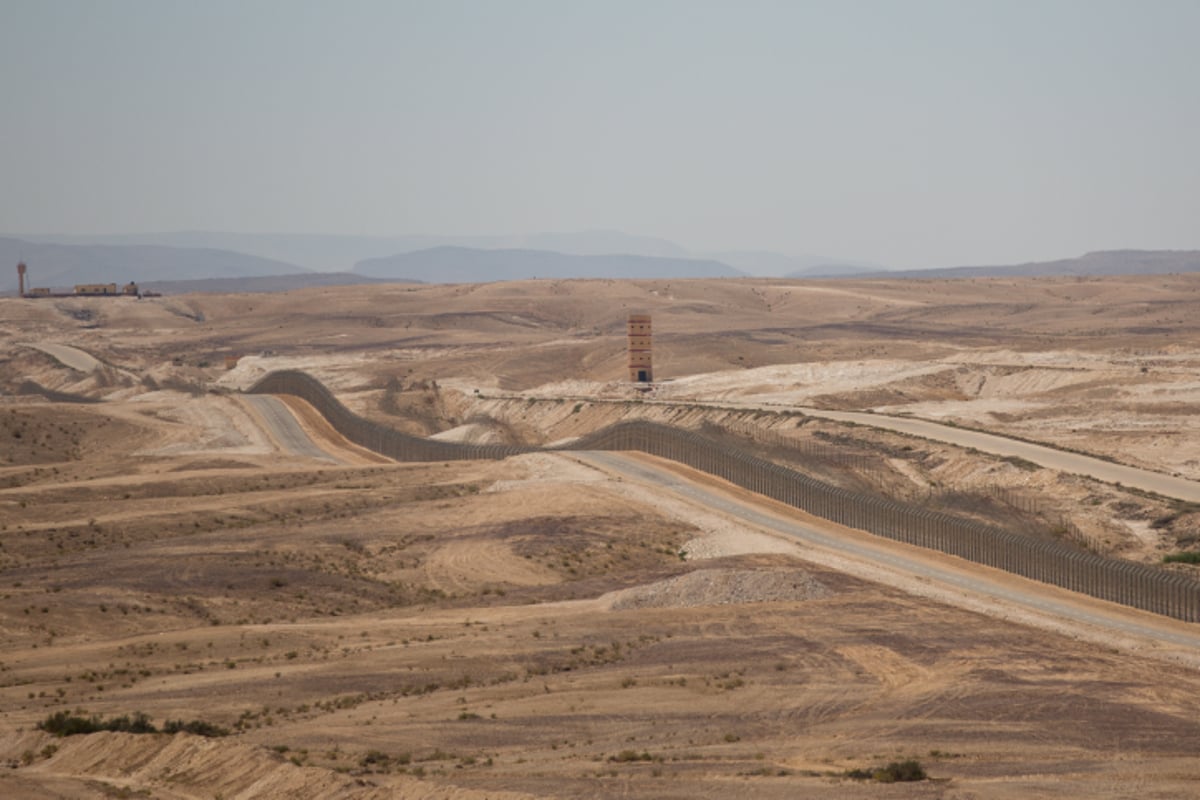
xmin=719 ymin=420 xmax=1104 ymax=552
xmin=248 ymin=370 xmax=1200 ymax=623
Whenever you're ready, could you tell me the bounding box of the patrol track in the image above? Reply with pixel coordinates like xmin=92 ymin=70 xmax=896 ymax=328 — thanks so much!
xmin=247 ymin=370 xmax=1200 ymax=623
xmin=242 ymin=394 xmax=339 ymax=463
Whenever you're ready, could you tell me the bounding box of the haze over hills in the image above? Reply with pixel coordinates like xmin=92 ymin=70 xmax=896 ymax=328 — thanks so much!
xmin=17 ymin=232 xmax=402 ymax=274
xmin=19 ymin=229 xmax=690 ymax=272
xmin=704 ymin=249 xmax=881 ymax=278
xmin=136 ymin=273 xmax=394 ymax=296
xmin=0 ymin=236 xmax=307 ymax=293
xmin=352 ymin=246 xmax=743 ymax=283
xmin=1 ymin=232 xmax=740 ymax=292
xmin=862 ymin=250 xmax=1200 ymax=280
xmin=7 ymin=228 xmax=1200 ymax=294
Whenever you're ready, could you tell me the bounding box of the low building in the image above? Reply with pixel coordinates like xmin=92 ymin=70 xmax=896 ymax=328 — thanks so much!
xmin=75 ymin=283 xmax=118 ymax=296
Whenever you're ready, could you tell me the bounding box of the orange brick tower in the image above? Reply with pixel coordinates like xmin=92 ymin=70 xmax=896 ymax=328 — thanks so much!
xmin=627 ymin=314 xmax=653 ymax=383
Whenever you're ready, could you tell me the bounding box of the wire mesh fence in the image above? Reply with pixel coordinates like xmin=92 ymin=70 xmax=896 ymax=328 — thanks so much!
xmin=248 ymin=370 xmax=1200 ymax=622
xmin=717 ymin=421 xmax=1105 ymax=552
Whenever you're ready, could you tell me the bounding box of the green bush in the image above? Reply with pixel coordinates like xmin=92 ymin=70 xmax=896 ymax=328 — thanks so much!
xmin=39 ymin=711 xmax=155 ymax=736
xmin=161 ymin=719 xmax=229 ymax=737
xmin=845 ymin=759 xmax=927 ymax=783
xmin=359 ymin=749 xmax=390 ymax=767
xmin=107 ymin=712 xmax=158 ymax=734
xmin=39 ymin=711 xmax=107 ymax=736
xmin=39 ymin=711 xmax=228 ymax=738
xmin=1164 ymin=552 xmax=1200 ymax=564
xmin=877 ymin=759 xmax=927 ymax=782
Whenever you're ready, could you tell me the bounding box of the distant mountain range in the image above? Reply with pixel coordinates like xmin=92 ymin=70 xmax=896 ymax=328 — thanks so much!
xmin=863 ymin=250 xmax=1200 ymax=280
xmin=137 ymin=273 xmax=393 ymax=295
xmin=703 ymin=249 xmax=881 ymax=278
xmin=1 ymin=231 xmax=734 ymax=293
xmin=352 ymin=246 xmax=741 ymax=283
xmin=17 ymin=229 xmax=689 ymax=272
xmin=0 ymin=236 xmax=305 ymax=293
xmin=4 ymin=229 xmax=1200 ymax=295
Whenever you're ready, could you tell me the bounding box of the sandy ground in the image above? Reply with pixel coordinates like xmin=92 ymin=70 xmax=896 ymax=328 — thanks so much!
xmin=5 ymin=419 xmax=1200 ymax=798
xmin=4 ymin=273 xmax=1200 ymax=797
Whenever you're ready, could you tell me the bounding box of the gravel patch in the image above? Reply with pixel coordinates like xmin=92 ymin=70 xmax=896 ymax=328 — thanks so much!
xmin=610 ymin=567 xmax=830 ymax=610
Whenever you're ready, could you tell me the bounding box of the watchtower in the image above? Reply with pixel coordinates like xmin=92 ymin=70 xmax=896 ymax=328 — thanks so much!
xmin=627 ymin=314 xmax=653 ymax=383
xmin=17 ymin=261 xmax=27 ymax=297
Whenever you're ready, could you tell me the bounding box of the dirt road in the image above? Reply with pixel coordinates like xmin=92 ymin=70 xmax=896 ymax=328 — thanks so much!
xmin=18 ymin=342 xmax=101 ymax=372
xmin=577 ymin=450 xmax=1200 ymax=664
xmin=792 ymin=406 xmax=1200 ymax=503
xmin=241 ymin=394 xmax=338 ymax=463
xmin=502 ymin=386 xmax=1200 ymax=502
xmin=627 ymin=394 xmax=1200 ymax=503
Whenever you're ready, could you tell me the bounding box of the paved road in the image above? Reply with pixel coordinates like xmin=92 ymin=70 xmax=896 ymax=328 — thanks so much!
xmin=511 ymin=390 xmax=1200 ymax=503
xmin=577 ymin=450 xmax=1200 ymax=655
xmin=790 ymin=406 xmax=1200 ymax=503
xmin=243 ymin=394 xmax=338 ymax=463
xmin=19 ymin=342 xmax=101 ymax=372
xmin=618 ymin=393 xmax=1200 ymax=504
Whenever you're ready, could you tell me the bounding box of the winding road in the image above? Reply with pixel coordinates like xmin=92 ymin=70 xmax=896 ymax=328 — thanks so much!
xmin=793 ymin=406 xmax=1200 ymax=503
xmin=243 ymin=386 xmax=1200 ymax=661
xmin=631 ymin=393 xmax=1200 ymax=503
xmin=511 ymin=390 xmax=1200 ymax=503
xmin=577 ymin=450 xmax=1200 ymax=661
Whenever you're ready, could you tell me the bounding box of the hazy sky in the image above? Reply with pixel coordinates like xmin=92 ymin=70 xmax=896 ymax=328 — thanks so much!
xmin=2 ymin=1 xmax=1197 ymax=268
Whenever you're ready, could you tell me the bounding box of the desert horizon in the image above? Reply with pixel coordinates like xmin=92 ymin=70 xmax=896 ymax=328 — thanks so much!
xmin=7 ymin=2 xmax=1199 ymax=794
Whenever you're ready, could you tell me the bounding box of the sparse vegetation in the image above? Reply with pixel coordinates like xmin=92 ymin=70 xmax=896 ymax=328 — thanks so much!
xmin=844 ymin=759 xmax=928 ymax=783
xmin=38 ymin=711 xmax=228 ymax=738
xmin=4 ymin=276 xmax=1200 ymax=799
xmin=161 ymin=718 xmax=231 ymax=737
xmin=39 ymin=711 xmax=157 ymax=736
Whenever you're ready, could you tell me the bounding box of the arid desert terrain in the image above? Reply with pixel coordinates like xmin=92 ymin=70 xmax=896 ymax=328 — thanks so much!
xmin=3 ymin=274 xmax=1200 ymax=798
